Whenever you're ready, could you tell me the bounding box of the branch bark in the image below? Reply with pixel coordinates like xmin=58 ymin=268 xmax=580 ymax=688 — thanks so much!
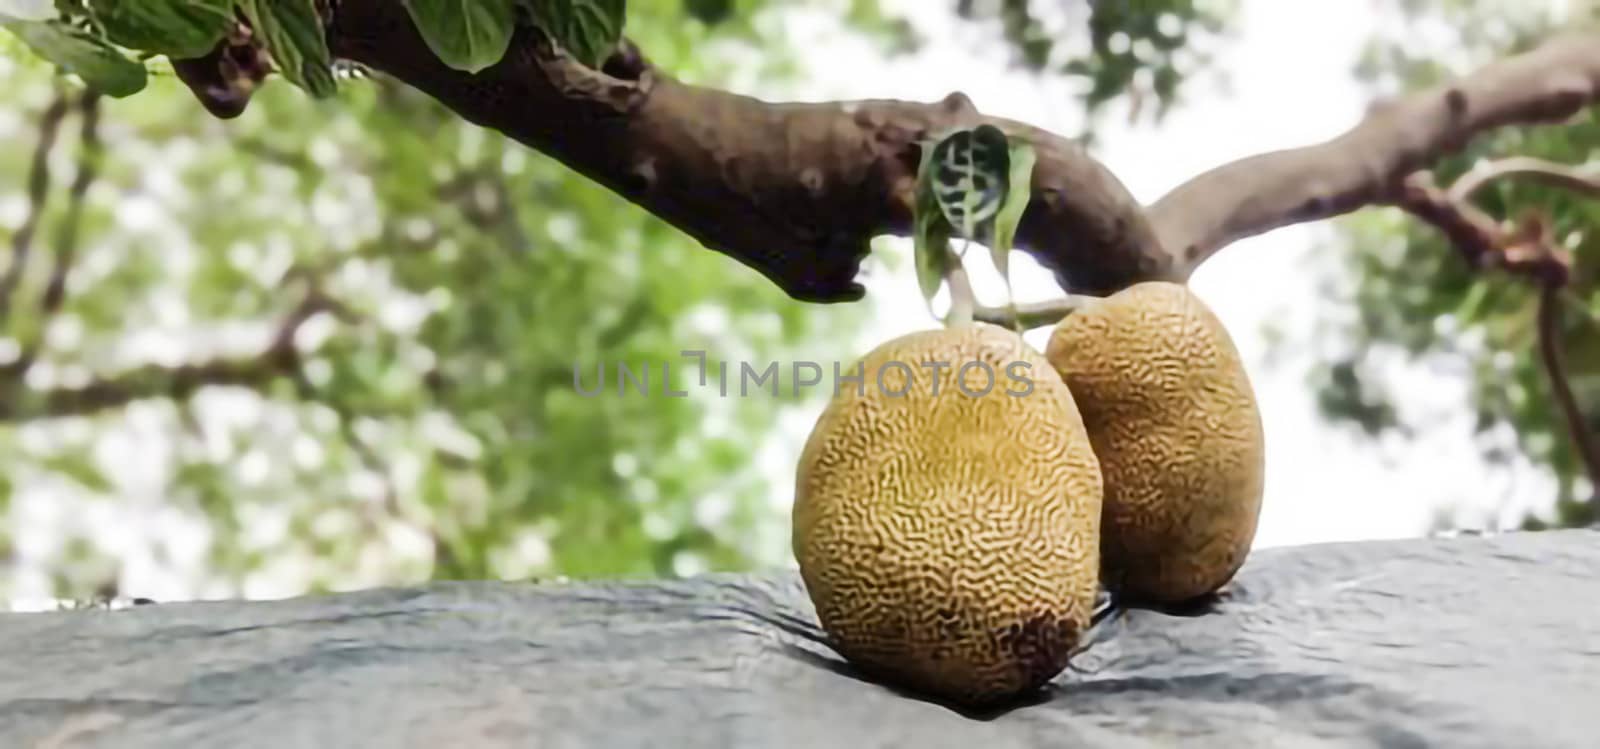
xmin=171 ymin=14 xmax=1600 ymax=317
xmin=1149 ymin=32 xmax=1600 ymax=274
xmin=175 ymin=1 xmax=1175 ymax=304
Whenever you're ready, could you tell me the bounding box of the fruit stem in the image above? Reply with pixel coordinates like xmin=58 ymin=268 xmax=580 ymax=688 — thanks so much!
xmin=975 ymin=295 xmax=1097 ymax=330
xmin=943 ymin=244 xmax=978 ymax=327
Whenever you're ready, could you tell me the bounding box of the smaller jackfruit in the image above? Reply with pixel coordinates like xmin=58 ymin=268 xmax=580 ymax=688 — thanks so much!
xmin=1045 ymin=282 xmax=1265 ymax=604
xmin=793 ymin=323 xmax=1103 ymax=707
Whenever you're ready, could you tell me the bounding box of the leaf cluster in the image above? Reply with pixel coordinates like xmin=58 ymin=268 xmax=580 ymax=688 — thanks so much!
xmin=0 ymin=0 xmax=628 ymax=99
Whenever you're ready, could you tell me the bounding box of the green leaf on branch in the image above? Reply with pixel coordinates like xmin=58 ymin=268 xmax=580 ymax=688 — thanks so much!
xmin=523 ymin=0 xmax=626 ymax=69
xmin=87 ymin=0 xmax=233 ymax=59
xmin=401 ymin=0 xmax=517 ymax=73
xmin=914 ymin=209 xmax=954 ymax=306
xmin=928 ymin=124 xmax=1010 ymax=242
xmin=238 ymin=0 xmax=337 ymax=98
xmin=912 ymin=138 xmax=954 ymax=305
xmin=989 ymin=139 xmax=1036 ymax=291
xmin=913 ymin=125 xmax=1032 ymax=323
xmin=0 ymin=18 xmax=147 ymax=96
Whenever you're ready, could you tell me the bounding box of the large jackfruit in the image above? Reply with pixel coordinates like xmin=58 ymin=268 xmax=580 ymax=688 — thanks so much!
xmin=1046 ymin=281 xmax=1265 ymax=603
xmin=793 ymin=322 xmax=1103 ymax=706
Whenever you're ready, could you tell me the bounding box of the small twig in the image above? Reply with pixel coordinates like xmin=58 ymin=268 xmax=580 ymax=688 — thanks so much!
xmin=0 ymin=92 xmax=71 ymax=328
xmin=1449 ymin=157 xmax=1600 ymax=204
xmin=1393 ymin=172 xmax=1503 ymax=269
xmin=40 ymin=92 xmax=103 ymax=318
xmin=1395 ymin=160 xmax=1599 ymax=502
xmin=8 ymin=91 xmax=103 ymax=375
xmin=1535 ymin=284 xmax=1600 ymax=495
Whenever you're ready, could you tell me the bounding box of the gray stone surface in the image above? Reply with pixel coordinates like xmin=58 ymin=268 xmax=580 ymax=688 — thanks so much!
xmin=3 ymin=528 xmax=1598 ymax=748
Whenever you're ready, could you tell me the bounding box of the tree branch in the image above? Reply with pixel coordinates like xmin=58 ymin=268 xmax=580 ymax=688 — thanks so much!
xmin=41 ymin=91 xmax=102 ymax=318
xmin=1392 ymin=172 xmax=1508 ymax=273
xmin=1448 ymin=156 xmax=1600 ymax=203
xmin=1149 ymin=32 xmax=1600 ymax=274
xmin=980 ymin=32 xmax=1600 ymax=331
xmin=2 ymin=91 xmax=104 ymax=379
xmin=1536 ymin=284 xmax=1600 ymax=496
xmin=0 ymin=290 xmax=339 ymax=423
xmin=1394 ymin=162 xmax=1598 ymax=503
xmin=172 ymin=1 xmax=1174 ymax=304
xmin=170 ymin=13 xmax=1600 ymax=330
xmin=0 ymin=92 xmax=70 ymax=328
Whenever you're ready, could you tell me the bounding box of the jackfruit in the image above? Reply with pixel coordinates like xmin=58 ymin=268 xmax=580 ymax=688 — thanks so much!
xmin=1044 ymin=281 xmax=1265 ymax=603
xmin=793 ymin=322 xmax=1103 ymax=706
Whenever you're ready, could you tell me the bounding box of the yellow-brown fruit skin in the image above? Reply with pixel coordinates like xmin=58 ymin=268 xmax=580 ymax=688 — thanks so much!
xmin=1045 ymin=281 xmax=1266 ymax=604
xmin=792 ymin=323 xmax=1103 ymax=707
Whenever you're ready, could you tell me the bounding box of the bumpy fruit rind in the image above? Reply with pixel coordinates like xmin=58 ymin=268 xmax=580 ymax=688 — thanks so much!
xmin=1046 ymin=282 xmax=1265 ymax=603
xmin=794 ymin=323 xmax=1103 ymax=706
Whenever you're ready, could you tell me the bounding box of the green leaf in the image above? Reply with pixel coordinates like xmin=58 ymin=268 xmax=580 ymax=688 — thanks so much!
xmin=0 ymin=18 xmax=148 ymax=96
xmin=927 ymin=124 xmax=1010 ymax=241
xmin=1454 ymin=280 xmax=1489 ymax=322
xmin=914 ymin=210 xmax=953 ymax=305
xmin=87 ymin=0 xmax=233 ymax=59
xmin=523 ymin=0 xmax=626 ymax=69
xmin=989 ymin=140 xmax=1037 ymax=291
xmin=401 ymin=0 xmax=517 ymax=74
xmin=912 ymin=140 xmax=954 ymax=305
xmin=238 ymin=0 xmax=337 ymax=98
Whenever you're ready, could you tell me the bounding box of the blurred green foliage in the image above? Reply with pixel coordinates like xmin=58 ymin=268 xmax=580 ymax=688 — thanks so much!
xmin=0 ymin=2 xmax=875 ymax=600
xmin=954 ymin=0 xmax=1233 ymax=130
xmin=1309 ymin=0 xmax=1600 ymax=530
xmin=0 ymin=0 xmax=1238 ymax=602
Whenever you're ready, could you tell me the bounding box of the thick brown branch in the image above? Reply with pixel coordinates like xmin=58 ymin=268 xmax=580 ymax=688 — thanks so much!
xmin=294 ymin=1 xmax=1173 ymax=302
xmin=169 ymin=9 xmax=1600 ymax=333
xmin=1149 ymin=32 xmax=1600 ymax=273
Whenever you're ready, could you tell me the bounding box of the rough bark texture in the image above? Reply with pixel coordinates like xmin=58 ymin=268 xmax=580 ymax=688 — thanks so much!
xmin=166 ymin=9 xmax=1600 ymax=307
xmin=321 ymin=1 xmax=1173 ymax=303
xmin=1150 ymin=32 xmax=1600 ymax=272
xmin=3 ymin=529 xmax=1598 ymax=748
xmin=171 ymin=12 xmax=1600 ymax=307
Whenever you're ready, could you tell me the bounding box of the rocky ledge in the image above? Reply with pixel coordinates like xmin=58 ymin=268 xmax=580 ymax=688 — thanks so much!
xmin=3 ymin=528 xmax=1598 ymax=748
